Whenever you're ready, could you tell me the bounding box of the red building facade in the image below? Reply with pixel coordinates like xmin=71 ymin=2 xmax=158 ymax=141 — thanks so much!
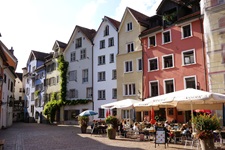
xmin=140 ymin=0 xmax=207 ymax=123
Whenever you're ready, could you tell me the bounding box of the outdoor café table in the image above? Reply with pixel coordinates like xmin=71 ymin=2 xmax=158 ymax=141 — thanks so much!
xmin=143 ymin=128 xmax=155 ymax=140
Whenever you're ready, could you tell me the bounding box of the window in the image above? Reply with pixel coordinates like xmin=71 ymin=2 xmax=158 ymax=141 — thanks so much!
xmin=168 ymin=108 xmax=174 ymax=115
xmin=137 ymin=58 xmax=142 ymax=71
xmin=82 ymin=69 xmax=88 ymax=83
xmin=127 ymin=22 xmax=133 ymax=31
xmin=109 ymin=53 xmax=114 ymax=63
xmin=70 ymin=52 xmax=76 ymax=62
xmin=108 ymin=37 xmax=114 ymax=47
xmin=98 ymin=90 xmax=106 ymax=100
xmin=124 ymin=83 xmax=136 ymax=96
xmin=31 ymin=93 xmax=34 ymax=101
xmin=148 ymin=58 xmax=158 ymax=71
xmin=127 ymin=43 xmax=134 ymax=53
xmin=124 ymin=61 xmax=133 ymax=73
xmin=182 ymin=49 xmax=195 ymax=65
xmin=10 ymin=81 xmax=13 ymax=92
xmin=184 ymin=76 xmax=196 ymax=89
xmin=150 ymin=81 xmax=159 ymax=97
xmin=80 ymin=49 xmax=86 ymax=60
xmin=75 ymin=37 xmax=82 ymax=48
xmin=100 ymin=40 xmax=105 ymax=49
xmin=98 ymin=71 xmax=106 ymax=81
xmin=98 ymin=55 xmax=105 ymax=65
xmin=182 ymin=24 xmax=192 ymax=38
xmin=104 ymin=25 xmax=109 ymax=36
xmin=112 ymin=88 xmax=117 ymax=99
xmin=112 ymin=69 xmax=116 ymax=80
xmin=57 ymin=76 xmax=59 ymax=83
xmin=69 ymin=89 xmax=78 ymax=98
xmin=98 ymin=108 xmax=105 ymax=118
xmin=163 ymin=54 xmax=174 ymax=69
xmin=162 ymin=30 xmax=171 ymax=44
xmin=164 ymin=79 xmax=174 ymax=94
xmin=69 ymin=70 xmax=77 ymax=81
xmin=149 ymin=35 xmax=156 ymax=47
xmin=86 ymin=87 xmax=92 ymax=98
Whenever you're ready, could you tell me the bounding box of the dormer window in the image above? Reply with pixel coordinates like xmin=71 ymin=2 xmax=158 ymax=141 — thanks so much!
xmin=104 ymin=25 xmax=109 ymax=36
xmin=127 ymin=22 xmax=133 ymax=31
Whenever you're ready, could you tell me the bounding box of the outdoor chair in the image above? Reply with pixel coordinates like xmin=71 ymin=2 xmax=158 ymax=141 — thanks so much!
xmin=173 ymin=131 xmax=183 ymax=143
xmin=220 ymin=132 xmax=225 ymax=144
xmin=184 ymin=137 xmax=200 ymax=149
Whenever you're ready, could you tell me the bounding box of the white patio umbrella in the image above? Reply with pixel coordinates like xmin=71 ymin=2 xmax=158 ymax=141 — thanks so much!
xmin=101 ymin=99 xmax=140 ymax=110
xmin=162 ymin=88 xmax=225 ymax=128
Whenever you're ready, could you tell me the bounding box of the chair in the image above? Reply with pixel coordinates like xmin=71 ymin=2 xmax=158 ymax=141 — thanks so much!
xmin=184 ymin=137 xmax=200 ymax=149
xmin=220 ymin=131 xmax=225 ymax=145
xmin=173 ymin=131 xmax=183 ymax=143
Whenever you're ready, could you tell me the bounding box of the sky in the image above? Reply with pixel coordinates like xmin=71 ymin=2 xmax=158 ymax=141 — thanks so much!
xmin=0 ymin=0 xmax=162 ymax=73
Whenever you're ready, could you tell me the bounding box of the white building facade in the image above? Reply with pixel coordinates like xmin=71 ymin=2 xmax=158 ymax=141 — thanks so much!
xmin=93 ymin=16 xmax=120 ymax=120
xmin=63 ymin=26 xmax=96 ymax=123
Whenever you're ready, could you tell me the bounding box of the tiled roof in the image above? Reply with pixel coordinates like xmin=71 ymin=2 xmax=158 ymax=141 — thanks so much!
xmin=127 ymin=7 xmax=150 ymax=27
xmin=105 ymin=16 xmax=120 ymax=29
xmin=32 ymin=50 xmax=50 ymax=61
xmin=76 ymin=25 xmax=96 ymax=42
xmin=56 ymin=40 xmax=67 ymax=48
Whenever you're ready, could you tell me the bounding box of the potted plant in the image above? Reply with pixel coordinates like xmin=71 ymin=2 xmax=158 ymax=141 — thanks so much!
xmin=78 ymin=116 xmax=89 ymax=133
xmin=193 ymin=114 xmax=221 ymax=150
xmin=105 ymin=116 xmax=120 ymax=139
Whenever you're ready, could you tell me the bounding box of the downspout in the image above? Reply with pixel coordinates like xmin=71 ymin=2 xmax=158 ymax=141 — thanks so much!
xmin=199 ymin=15 xmax=208 ymax=91
xmin=92 ymin=42 xmax=94 ymax=111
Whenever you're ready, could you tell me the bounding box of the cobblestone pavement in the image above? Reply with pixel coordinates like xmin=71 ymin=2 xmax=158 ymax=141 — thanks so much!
xmin=0 ymin=123 xmax=224 ymax=150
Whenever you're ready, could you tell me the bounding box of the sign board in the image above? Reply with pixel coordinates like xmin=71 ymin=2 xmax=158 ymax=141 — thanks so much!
xmin=155 ymin=127 xmax=167 ymax=148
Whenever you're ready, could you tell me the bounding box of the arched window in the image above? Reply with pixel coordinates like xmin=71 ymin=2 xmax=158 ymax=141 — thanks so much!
xmin=104 ymin=25 xmax=109 ymax=36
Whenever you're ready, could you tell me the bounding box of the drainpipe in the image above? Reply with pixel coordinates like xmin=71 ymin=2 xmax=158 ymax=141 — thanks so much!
xmin=199 ymin=15 xmax=208 ymax=91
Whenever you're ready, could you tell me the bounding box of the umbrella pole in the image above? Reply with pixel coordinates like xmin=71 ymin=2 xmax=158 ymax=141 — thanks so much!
xmin=191 ymin=102 xmax=194 ymax=131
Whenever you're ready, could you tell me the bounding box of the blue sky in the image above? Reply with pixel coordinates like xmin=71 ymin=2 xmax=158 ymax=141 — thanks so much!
xmin=0 ymin=0 xmax=161 ymax=72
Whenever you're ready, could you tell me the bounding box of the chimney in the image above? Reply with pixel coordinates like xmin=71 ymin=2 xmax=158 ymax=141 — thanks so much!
xmin=9 ymin=47 xmax=14 ymax=54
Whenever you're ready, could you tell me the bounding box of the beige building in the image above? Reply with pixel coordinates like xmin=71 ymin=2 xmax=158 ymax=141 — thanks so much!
xmin=117 ymin=7 xmax=149 ymax=122
xmin=204 ymin=1 xmax=225 ymax=94
xmin=45 ymin=40 xmax=67 ymax=123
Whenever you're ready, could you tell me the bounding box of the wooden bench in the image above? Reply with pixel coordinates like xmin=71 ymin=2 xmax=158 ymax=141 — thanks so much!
xmin=0 ymin=139 xmax=5 ymax=150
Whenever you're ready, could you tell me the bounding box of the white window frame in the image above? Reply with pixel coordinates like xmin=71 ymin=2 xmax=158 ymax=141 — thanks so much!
xmin=98 ymin=90 xmax=106 ymax=100
xmin=148 ymin=57 xmax=159 ymax=72
xmin=98 ymin=71 xmax=106 ymax=82
xmin=137 ymin=58 xmax=142 ymax=71
xmin=69 ymin=70 xmax=77 ymax=81
xmin=149 ymin=80 xmax=159 ymax=97
xmin=127 ymin=42 xmax=134 ymax=53
xmin=163 ymin=78 xmax=175 ymax=94
xmin=80 ymin=49 xmax=86 ymax=60
xmin=162 ymin=30 xmax=171 ymax=44
xmin=181 ymin=23 xmax=192 ymax=39
xmin=112 ymin=69 xmax=116 ymax=80
xmin=148 ymin=35 xmax=157 ymax=47
xmin=70 ymin=52 xmax=76 ymax=62
xmin=109 ymin=53 xmax=114 ymax=63
xmin=123 ymin=83 xmax=136 ymax=96
xmin=126 ymin=22 xmax=133 ymax=31
xmin=108 ymin=37 xmax=114 ymax=47
xmin=182 ymin=49 xmax=196 ymax=66
xmin=183 ymin=75 xmax=197 ymax=89
xmin=82 ymin=69 xmax=88 ymax=83
xmin=98 ymin=55 xmax=106 ymax=65
xmin=124 ymin=60 xmax=133 ymax=73
xmin=86 ymin=87 xmax=92 ymax=98
xmin=112 ymin=88 xmax=117 ymax=99
xmin=104 ymin=25 xmax=109 ymax=36
xmin=75 ymin=37 xmax=82 ymax=48
xmin=100 ymin=40 xmax=105 ymax=49
xmin=162 ymin=54 xmax=174 ymax=69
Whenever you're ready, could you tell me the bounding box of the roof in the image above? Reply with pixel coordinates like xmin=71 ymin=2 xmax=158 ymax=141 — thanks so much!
xmin=32 ymin=50 xmax=50 ymax=61
xmin=16 ymin=72 xmax=23 ymax=81
xmin=0 ymin=44 xmax=8 ymax=62
xmin=127 ymin=7 xmax=150 ymax=27
xmin=105 ymin=16 xmax=120 ymax=29
xmin=56 ymin=40 xmax=67 ymax=48
xmin=76 ymin=25 xmax=96 ymax=42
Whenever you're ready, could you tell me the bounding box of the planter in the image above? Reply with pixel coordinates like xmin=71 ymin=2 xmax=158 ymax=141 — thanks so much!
xmin=81 ymin=125 xmax=87 ymax=133
xmin=107 ymin=128 xmax=116 ymax=139
xmin=200 ymin=138 xmax=215 ymax=150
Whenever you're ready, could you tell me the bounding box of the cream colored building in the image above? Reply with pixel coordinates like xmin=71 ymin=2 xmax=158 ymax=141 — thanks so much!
xmin=117 ymin=7 xmax=149 ymax=122
xmin=204 ymin=1 xmax=225 ymax=94
xmin=45 ymin=40 xmax=66 ymax=123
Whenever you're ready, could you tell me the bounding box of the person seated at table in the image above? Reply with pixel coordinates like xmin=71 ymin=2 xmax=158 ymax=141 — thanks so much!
xmin=133 ymin=122 xmax=139 ymax=134
xmin=181 ymin=124 xmax=187 ymax=131
xmin=164 ymin=120 xmax=169 ymax=128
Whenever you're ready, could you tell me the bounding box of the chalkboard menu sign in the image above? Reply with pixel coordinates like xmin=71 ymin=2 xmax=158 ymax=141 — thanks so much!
xmin=155 ymin=127 xmax=167 ymax=148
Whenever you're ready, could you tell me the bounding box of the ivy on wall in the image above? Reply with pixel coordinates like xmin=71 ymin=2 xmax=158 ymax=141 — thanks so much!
xmin=43 ymin=55 xmax=91 ymax=123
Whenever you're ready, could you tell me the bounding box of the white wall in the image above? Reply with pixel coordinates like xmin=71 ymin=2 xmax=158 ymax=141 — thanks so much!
xmin=93 ymin=18 xmax=118 ymax=120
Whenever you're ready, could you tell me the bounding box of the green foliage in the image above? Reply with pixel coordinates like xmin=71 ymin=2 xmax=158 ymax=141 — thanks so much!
xmin=63 ymin=99 xmax=91 ymax=105
xmin=78 ymin=116 xmax=89 ymax=126
xmin=34 ymin=90 xmax=40 ymax=97
xmin=58 ymin=55 xmax=68 ymax=101
xmin=193 ymin=114 xmax=221 ymax=139
xmin=105 ymin=116 xmax=120 ymax=129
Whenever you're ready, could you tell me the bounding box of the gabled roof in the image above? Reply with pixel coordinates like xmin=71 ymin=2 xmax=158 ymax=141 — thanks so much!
xmin=118 ymin=7 xmax=149 ymax=32
xmin=105 ymin=16 xmax=120 ymax=29
xmin=64 ymin=25 xmax=96 ymax=53
xmin=32 ymin=50 xmax=50 ymax=61
xmin=0 ymin=45 xmax=8 ymax=62
xmin=56 ymin=40 xmax=67 ymax=49
xmin=16 ymin=72 xmax=23 ymax=81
